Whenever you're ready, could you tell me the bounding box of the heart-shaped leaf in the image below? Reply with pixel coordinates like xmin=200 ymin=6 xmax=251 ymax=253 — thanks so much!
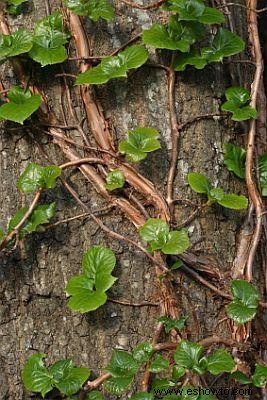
xmin=206 ymin=349 xmax=235 ymax=375
xmin=76 ymin=45 xmax=148 ymax=85
xmin=139 ymin=218 xmax=170 ymax=250
xmin=174 ymin=50 xmax=208 ymax=71
xmin=119 ymin=127 xmax=161 ymax=163
xmin=22 ymin=353 xmax=54 ymax=398
xmin=142 ymin=17 xmax=204 ymax=51
xmin=0 ymin=86 xmax=41 ymax=124
xmin=0 ymin=29 xmax=32 ymax=61
xmin=29 ymin=11 xmax=69 ymax=66
xmin=64 ymin=0 xmax=114 ymax=21
xmin=223 ymin=142 xmax=246 ymax=179
xmin=231 ymin=371 xmax=251 ymax=384
xmin=106 ymin=350 xmax=139 ymax=377
xmin=221 ymin=87 xmax=257 ymax=121
xmin=205 ymin=28 xmax=245 ymax=62
xmin=66 ymin=246 xmax=117 ymax=313
xmin=226 ymin=279 xmax=259 ymax=324
xmin=17 ymin=163 xmax=61 ymax=192
xmin=50 ymin=360 xmax=90 ymax=396
xmin=149 ymin=354 xmax=169 ymax=373
xmin=132 ymin=342 xmax=154 ymax=364
xmin=174 ymin=340 xmax=205 ymax=374
xmin=162 ymin=0 xmax=225 ymax=25
xmin=161 ymin=229 xmax=190 ymax=255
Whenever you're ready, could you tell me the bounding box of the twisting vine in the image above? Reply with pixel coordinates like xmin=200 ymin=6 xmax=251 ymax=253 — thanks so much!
xmin=0 ymin=0 xmax=267 ymax=399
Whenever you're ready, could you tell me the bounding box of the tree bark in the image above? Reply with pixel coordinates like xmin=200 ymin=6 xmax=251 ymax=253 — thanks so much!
xmin=0 ymin=0 xmax=266 ymax=399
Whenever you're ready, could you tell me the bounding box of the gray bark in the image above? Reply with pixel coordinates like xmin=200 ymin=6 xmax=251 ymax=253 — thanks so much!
xmin=0 ymin=1 xmax=265 ymax=399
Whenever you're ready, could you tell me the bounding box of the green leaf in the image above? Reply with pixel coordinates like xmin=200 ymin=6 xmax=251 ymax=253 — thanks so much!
xmin=54 ymin=365 xmax=90 ymax=396
xmin=132 ymin=342 xmax=154 ymax=364
xmin=8 ymin=207 xmax=27 ymax=233
xmin=106 ymin=350 xmax=139 ymax=377
xmin=252 ymin=364 xmax=267 ymax=388
xmin=178 ymin=386 xmax=199 ymax=400
xmin=205 ymin=28 xmax=245 ymax=62
xmin=24 ymin=203 xmax=56 ymax=233
xmin=17 ymin=163 xmax=44 ymax=193
xmin=172 ymin=365 xmax=186 ymax=380
xmin=162 ymin=0 xmax=225 ymax=25
xmin=105 ymin=170 xmax=125 ymax=191
xmin=174 ymin=340 xmax=205 ymax=374
xmin=17 ymin=163 xmax=61 ymax=192
xmin=187 ymin=172 xmax=211 ymax=194
xmin=171 ymin=259 xmax=183 ymax=270
xmin=82 ymin=245 xmax=117 ymax=292
xmin=42 ymin=165 xmax=62 ymax=189
xmin=174 ymin=50 xmax=208 ymax=71
xmin=66 ymin=246 xmax=117 ymax=313
xmin=86 ymin=390 xmax=103 ymax=400
xmin=259 ymin=154 xmax=267 ymax=196
xmin=206 ymin=349 xmax=235 ymax=375
xmin=226 ymin=279 xmax=259 ymax=324
xmin=0 ymin=86 xmax=41 ymax=124
xmin=0 ymin=29 xmax=32 ymax=61
xmin=230 ymin=371 xmax=251 ymax=384
xmin=64 ymin=0 xmax=114 ymax=21
xmin=223 ymin=142 xmax=246 ymax=179
xmin=142 ymin=17 xmax=204 ymax=51
xmin=161 ymin=229 xmax=190 ymax=255
xmin=152 ymin=379 xmax=176 ymax=393
xmin=119 ymin=127 xmax=161 ymax=163
xmin=104 ymin=376 xmax=133 ymax=394
xmin=149 ymin=354 xmax=169 ymax=373
xmin=29 ymin=11 xmax=69 ymax=66
xmin=221 ymin=87 xmax=257 ymax=121
xmin=139 ymin=218 xmax=170 ymax=251
xmin=217 ymin=194 xmax=248 ymax=210
xmin=22 ymin=353 xmax=54 ymax=398
xmin=130 ymin=392 xmax=154 ymax=400
xmin=158 ymin=316 xmax=188 ymax=333
xmin=76 ymin=45 xmax=148 ymax=85
xmin=197 ymin=395 xmax=217 ymax=400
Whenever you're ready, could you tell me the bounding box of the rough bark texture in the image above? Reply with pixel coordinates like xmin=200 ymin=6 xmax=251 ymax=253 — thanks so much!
xmin=0 ymin=1 xmax=266 ymax=399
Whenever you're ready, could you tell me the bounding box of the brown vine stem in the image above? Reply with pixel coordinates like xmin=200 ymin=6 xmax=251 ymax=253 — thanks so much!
xmin=59 ymin=157 xmax=107 ymax=169
xmin=244 ymin=0 xmax=265 ymax=282
xmin=0 ymin=189 xmax=42 ymax=252
xmin=108 ymin=299 xmax=159 ymax=307
xmin=67 ymin=10 xmax=170 ymax=221
xmin=83 ymin=372 xmax=112 ymax=391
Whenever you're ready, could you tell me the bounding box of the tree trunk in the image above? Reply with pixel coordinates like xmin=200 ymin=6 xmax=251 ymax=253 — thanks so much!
xmin=0 ymin=0 xmax=266 ymax=399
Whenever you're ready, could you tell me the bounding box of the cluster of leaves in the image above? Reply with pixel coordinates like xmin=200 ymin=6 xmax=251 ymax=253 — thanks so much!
xmin=76 ymin=45 xmax=148 ymax=85
xmin=105 ymin=170 xmax=125 ymax=191
xmin=66 ymin=246 xmax=117 ymax=313
xmin=0 ymin=163 xmax=61 ymax=242
xmin=0 ymin=11 xmax=69 ymax=66
xmin=6 ymin=0 xmax=28 ymax=15
xmin=187 ymin=172 xmax=248 ymax=210
xmin=158 ymin=315 xmax=188 ymax=333
xmin=22 ymin=353 xmax=90 ymax=397
xmin=118 ymin=127 xmax=161 ymax=163
xmin=0 ymin=86 xmax=41 ymax=124
xmin=221 ymin=87 xmax=257 ymax=121
xmin=104 ymin=343 xmax=154 ymax=394
xmin=64 ymin=0 xmax=114 ymax=21
xmin=226 ymin=280 xmax=259 ymax=324
xmin=17 ymin=162 xmax=62 ymax=192
xmin=139 ymin=218 xmax=190 ymax=254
